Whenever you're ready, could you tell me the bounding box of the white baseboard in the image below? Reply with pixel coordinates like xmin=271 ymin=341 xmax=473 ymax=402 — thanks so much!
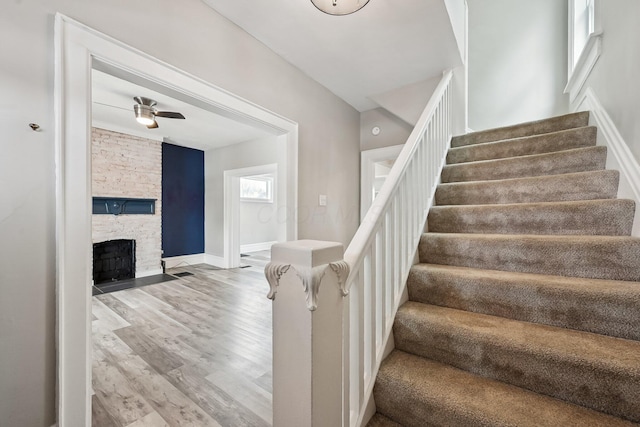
xmin=136 ymin=268 xmax=164 ymax=278
xmin=204 ymin=254 xmax=227 ymax=268
xmin=161 ymin=254 xmax=205 ymax=269
xmin=240 ymin=241 xmax=277 ymax=253
xmin=162 ymin=253 xmax=229 ymax=269
xmin=576 ymin=88 xmax=640 ymax=236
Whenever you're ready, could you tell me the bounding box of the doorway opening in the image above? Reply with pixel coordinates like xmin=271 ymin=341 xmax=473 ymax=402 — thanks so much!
xmin=55 ymin=14 xmax=298 ymax=424
xmin=224 ymin=163 xmax=281 ymax=268
xmin=360 ymin=144 xmax=404 ymax=220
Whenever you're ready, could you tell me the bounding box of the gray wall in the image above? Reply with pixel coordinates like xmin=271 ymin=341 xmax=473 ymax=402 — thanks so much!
xmin=205 ymin=136 xmax=284 ymax=256
xmin=0 ymin=1 xmax=360 ymax=424
xmin=360 ymin=108 xmax=413 ymax=152
xmin=468 ymin=0 xmax=569 ymax=130
xmin=575 ymin=0 xmax=640 ymax=165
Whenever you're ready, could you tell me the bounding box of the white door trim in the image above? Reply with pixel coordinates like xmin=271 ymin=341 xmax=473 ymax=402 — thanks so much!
xmin=224 ymin=163 xmax=279 ymax=268
xmin=54 ymin=14 xmax=298 ymax=425
xmin=360 ymin=144 xmax=404 ymax=220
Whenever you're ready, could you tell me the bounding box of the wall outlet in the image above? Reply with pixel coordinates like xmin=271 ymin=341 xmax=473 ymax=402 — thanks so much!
xmin=319 ymin=194 xmax=327 ymax=206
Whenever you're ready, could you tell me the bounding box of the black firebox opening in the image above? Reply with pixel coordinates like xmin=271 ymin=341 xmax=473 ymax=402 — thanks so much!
xmin=93 ymin=239 xmax=136 ymax=285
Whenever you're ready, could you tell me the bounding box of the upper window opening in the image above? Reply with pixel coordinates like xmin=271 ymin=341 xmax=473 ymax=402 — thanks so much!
xmin=240 ymin=174 xmax=274 ymax=203
xmin=570 ymin=0 xmax=595 ymax=71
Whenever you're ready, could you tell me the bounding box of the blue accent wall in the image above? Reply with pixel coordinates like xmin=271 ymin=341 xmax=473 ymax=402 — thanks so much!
xmin=162 ymin=143 xmax=205 ymax=257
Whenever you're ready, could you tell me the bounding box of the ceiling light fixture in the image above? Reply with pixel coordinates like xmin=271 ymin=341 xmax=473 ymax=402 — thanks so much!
xmin=311 ymin=0 xmax=370 ymax=16
xmin=134 ymin=104 xmax=156 ymax=126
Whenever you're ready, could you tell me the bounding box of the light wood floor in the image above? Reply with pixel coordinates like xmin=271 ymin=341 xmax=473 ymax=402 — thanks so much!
xmin=91 ymin=251 xmax=273 ymax=427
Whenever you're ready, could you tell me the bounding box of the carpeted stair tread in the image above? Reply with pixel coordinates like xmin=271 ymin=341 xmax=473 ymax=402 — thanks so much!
xmin=428 ymin=199 xmax=635 ymax=235
xmin=419 ymin=233 xmax=640 ymax=281
xmin=371 ymin=111 xmax=640 ymax=425
xmin=394 ymin=302 xmax=640 ymax=421
xmin=366 ymin=413 xmax=403 ymax=427
xmin=407 ymin=264 xmax=640 ymax=341
xmin=447 ymin=126 xmax=597 ymax=165
xmin=442 ymin=145 xmax=607 ymax=183
xmin=435 ymin=169 xmax=619 ymax=205
xmin=451 ymin=111 xmax=590 ymax=148
xmin=374 ymin=350 xmax=636 ymax=427
xmin=448 ymin=126 xmax=597 ymax=166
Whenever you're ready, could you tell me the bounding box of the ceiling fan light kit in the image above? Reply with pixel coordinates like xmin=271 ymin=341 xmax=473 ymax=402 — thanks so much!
xmin=311 ymin=0 xmax=370 ymax=16
xmin=133 ymin=96 xmax=185 ymax=129
xmin=133 ymin=104 xmax=156 ymax=126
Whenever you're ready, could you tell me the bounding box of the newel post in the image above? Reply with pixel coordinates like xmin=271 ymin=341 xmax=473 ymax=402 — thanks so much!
xmin=265 ymin=240 xmax=350 ymax=427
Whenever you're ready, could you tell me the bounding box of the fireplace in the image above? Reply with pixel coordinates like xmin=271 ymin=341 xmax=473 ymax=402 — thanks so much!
xmin=93 ymin=239 xmax=136 ymax=285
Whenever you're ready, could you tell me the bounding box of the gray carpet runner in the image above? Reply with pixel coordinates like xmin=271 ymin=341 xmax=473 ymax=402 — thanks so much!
xmin=369 ymin=111 xmax=640 ymax=426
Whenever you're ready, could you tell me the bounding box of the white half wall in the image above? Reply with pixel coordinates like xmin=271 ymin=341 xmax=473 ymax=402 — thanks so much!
xmin=467 ymin=0 xmax=570 ymax=130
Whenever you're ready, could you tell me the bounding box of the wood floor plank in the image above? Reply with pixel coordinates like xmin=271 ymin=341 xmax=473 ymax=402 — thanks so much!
xmin=93 ymin=298 xmax=131 ymax=331
xmin=100 ymin=338 xmax=222 ymax=427
xmin=92 ymin=347 xmax=155 ymax=426
xmin=91 ymin=394 xmax=121 ymax=427
xmin=176 ymin=331 xmax=270 ymax=382
xmin=124 ymin=411 xmax=170 ymax=427
xmin=205 ymin=368 xmax=272 ymax=425
xmin=164 ymin=365 xmax=270 ymax=427
xmin=114 ymin=326 xmax=185 ymax=374
xmin=92 ymin=253 xmax=273 ymax=426
xmin=96 ymin=294 xmax=156 ymax=329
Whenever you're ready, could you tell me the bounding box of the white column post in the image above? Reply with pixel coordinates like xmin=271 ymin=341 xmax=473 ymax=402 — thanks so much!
xmin=265 ymin=240 xmax=350 ymax=427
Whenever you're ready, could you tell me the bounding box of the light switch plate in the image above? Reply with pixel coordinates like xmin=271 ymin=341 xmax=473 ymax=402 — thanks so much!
xmin=319 ymin=194 xmax=327 ymax=206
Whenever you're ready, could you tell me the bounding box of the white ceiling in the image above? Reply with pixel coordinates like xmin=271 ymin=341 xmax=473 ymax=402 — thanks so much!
xmin=92 ymin=1 xmax=462 ymax=149
xmin=91 ymin=69 xmax=274 ymax=151
xmin=201 ymin=0 xmax=462 ymax=111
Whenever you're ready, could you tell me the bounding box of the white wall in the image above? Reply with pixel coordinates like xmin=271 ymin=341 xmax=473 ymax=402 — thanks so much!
xmin=574 ymin=0 xmax=640 ymax=165
xmin=0 ymin=1 xmax=360 ymax=424
xmin=468 ymin=0 xmax=569 ymax=130
xmin=445 ymin=0 xmax=468 ymax=65
xmin=368 ymin=75 xmax=443 ymax=126
xmin=360 ymin=108 xmax=413 ymax=152
xmin=205 ymin=136 xmax=284 ymax=257
xmin=240 ymin=199 xmax=279 ymax=247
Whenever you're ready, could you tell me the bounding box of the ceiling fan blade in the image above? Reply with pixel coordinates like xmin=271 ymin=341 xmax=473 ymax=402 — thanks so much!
xmin=147 ymin=121 xmax=159 ymax=129
xmin=154 ymin=111 xmax=185 ymax=119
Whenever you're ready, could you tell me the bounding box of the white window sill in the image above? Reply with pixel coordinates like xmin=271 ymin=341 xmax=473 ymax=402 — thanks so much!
xmin=565 ymin=32 xmax=603 ymax=103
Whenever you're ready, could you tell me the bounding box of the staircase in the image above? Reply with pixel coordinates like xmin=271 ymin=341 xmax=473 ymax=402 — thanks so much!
xmin=368 ymin=112 xmax=640 ymax=426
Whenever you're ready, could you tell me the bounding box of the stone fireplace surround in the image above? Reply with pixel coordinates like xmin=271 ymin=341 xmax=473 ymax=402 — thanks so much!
xmin=91 ymin=127 xmax=162 ymax=277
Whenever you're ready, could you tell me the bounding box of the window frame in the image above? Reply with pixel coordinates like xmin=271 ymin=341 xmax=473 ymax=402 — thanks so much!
xmin=565 ymin=0 xmax=600 ymax=102
xmin=568 ymin=0 xmax=595 ymax=77
xmin=239 ymin=174 xmax=275 ymax=203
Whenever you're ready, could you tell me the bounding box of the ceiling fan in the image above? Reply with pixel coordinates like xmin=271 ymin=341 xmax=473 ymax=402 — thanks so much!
xmin=133 ymin=96 xmax=185 ymax=129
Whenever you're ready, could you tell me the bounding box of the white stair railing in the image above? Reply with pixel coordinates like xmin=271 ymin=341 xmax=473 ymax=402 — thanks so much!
xmin=343 ymin=69 xmax=454 ymax=426
xmin=265 ymin=70 xmax=454 ymax=427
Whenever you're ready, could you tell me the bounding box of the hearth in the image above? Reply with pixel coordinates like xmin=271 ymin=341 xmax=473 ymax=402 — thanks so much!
xmin=93 ymin=239 xmax=136 ymax=285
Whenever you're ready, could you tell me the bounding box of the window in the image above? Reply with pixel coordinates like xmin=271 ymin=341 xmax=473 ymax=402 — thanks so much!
xmin=569 ymin=0 xmax=595 ymax=73
xmin=565 ymin=0 xmax=599 ymax=101
xmin=240 ymin=174 xmax=274 ymax=203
